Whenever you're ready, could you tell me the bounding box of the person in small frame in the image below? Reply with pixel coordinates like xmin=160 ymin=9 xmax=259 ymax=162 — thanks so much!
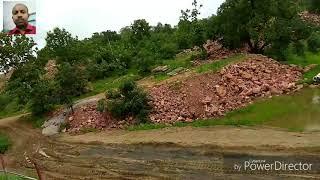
xmin=8 ymin=3 xmax=36 ymax=35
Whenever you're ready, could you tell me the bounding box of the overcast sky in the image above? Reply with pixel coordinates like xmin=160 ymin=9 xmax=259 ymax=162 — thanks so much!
xmin=1 ymin=0 xmax=225 ymax=48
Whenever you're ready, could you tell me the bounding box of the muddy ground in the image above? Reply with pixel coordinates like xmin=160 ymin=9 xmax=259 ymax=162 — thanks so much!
xmin=0 ymin=116 xmax=319 ymax=179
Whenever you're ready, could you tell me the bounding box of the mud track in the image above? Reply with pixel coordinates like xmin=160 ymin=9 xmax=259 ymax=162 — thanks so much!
xmin=0 ymin=116 xmax=319 ymax=179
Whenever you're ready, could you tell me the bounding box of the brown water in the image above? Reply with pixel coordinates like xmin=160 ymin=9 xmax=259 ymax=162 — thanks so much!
xmin=265 ymin=88 xmax=320 ymax=131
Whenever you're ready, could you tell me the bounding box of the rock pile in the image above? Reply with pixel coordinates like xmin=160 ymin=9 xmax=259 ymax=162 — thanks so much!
xmin=66 ymin=103 xmax=133 ymax=133
xmin=203 ymin=40 xmax=249 ymax=60
xmin=148 ymin=54 xmax=303 ymax=123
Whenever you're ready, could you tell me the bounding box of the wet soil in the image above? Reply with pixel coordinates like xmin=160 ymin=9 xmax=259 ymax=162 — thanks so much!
xmin=0 ymin=116 xmax=319 ymax=179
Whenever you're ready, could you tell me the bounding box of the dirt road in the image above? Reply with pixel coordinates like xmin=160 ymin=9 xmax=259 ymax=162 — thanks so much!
xmin=0 ymin=116 xmax=319 ymax=179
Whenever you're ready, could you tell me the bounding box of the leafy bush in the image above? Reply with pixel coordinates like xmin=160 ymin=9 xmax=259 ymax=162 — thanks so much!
xmin=0 ymin=133 xmax=10 ymax=154
xmin=307 ymin=32 xmax=320 ymax=53
xmin=105 ymin=89 xmax=121 ymax=99
xmin=216 ymin=0 xmax=312 ymax=57
xmin=137 ymin=57 xmax=155 ymax=76
xmin=0 ymin=94 xmax=11 ymax=111
xmin=309 ymin=0 xmax=320 ymax=13
xmin=107 ymin=80 xmax=151 ymax=123
xmin=30 ymin=80 xmax=58 ymax=115
xmin=190 ymin=48 xmax=207 ymax=61
xmin=87 ymin=47 xmax=126 ymax=80
xmin=56 ymin=62 xmax=89 ymax=107
xmin=96 ymin=99 xmax=106 ymax=113
xmin=7 ymin=60 xmax=42 ymax=105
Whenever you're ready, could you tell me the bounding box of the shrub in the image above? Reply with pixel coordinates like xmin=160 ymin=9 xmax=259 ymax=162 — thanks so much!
xmin=0 ymin=94 xmax=11 ymax=111
xmin=190 ymin=48 xmax=207 ymax=61
xmin=309 ymin=0 xmax=320 ymax=13
xmin=105 ymin=89 xmax=121 ymax=99
xmin=30 ymin=80 xmax=58 ymax=115
xmin=307 ymin=32 xmax=320 ymax=53
xmin=107 ymin=80 xmax=151 ymax=123
xmin=96 ymin=99 xmax=106 ymax=113
xmin=0 ymin=133 xmax=10 ymax=154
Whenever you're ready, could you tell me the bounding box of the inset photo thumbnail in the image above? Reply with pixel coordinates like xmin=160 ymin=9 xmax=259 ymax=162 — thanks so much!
xmin=3 ymin=0 xmax=36 ymax=35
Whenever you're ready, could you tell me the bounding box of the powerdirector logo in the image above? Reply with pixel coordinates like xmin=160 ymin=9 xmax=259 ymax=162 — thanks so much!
xmin=223 ymin=154 xmax=320 ymax=175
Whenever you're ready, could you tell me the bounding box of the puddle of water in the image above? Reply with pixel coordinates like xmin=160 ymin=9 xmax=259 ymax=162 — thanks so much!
xmin=265 ymin=88 xmax=320 ymax=132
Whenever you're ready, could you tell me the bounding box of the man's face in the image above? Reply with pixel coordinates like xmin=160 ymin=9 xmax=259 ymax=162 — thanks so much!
xmin=12 ymin=4 xmax=29 ymax=27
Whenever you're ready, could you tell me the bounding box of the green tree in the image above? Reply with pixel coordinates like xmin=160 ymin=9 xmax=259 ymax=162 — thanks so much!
xmin=55 ymin=62 xmax=88 ymax=110
xmin=87 ymin=47 xmax=126 ymax=80
xmin=131 ymin=19 xmax=151 ymax=42
xmin=90 ymin=30 xmax=121 ymax=46
xmin=216 ymin=0 xmax=312 ymax=58
xmin=0 ymin=33 xmax=36 ymax=74
xmin=180 ymin=0 xmax=203 ymax=22
xmin=45 ymin=28 xmax=76 ymax=57
xmin=7 ymin=60 xmax=42 ymax=104
xmin=307 ymin=31 xmax=320 ymax=52
xmin=45 ymin=28 xmax=89 ymax=64
xmin=107 ymin=80 xmax=151 ymax=123
xmin=176 ymin=0 xmax=207 ymax=49
xmin=309 ymin=0 xmax=320 ymax=13
xmin=30 ymin=79 xmax=58 ymax=115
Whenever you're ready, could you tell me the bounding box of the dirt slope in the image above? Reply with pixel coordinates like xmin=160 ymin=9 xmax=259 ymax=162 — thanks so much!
xmin=149 ymin=54 xmax=302 ymax=123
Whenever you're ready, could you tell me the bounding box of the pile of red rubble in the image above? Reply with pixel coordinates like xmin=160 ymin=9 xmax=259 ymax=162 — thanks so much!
xmin=148 ymin=54 xmax=303 ymax=123
xmin=203 ymin=40 xmax=249 ymax=60
xmin=66 ymin=102 xmax=134 ymax=133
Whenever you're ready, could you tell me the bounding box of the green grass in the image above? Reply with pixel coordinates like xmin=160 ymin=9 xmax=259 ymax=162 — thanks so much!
xmin=152 ymin=53 xmax=194 ymax=82
xmin=286 ymin=51 xmax=320 ymax=66
xmin=129 ymin=88 xmax=320 ymax=131
xmin=128 ymin=123 xmax=168 ymax=131
xmin=162 ymin=54 xmax=193 ymax=70
xmin=76 ymin=73 xmax=141 ymax=100
xmin=0 ymin=98 xmax=28 ymax=119
xmin=299 ymin=65 xmax=320 ymax=84
xmin=153 ymin=54 xmax=246 ymax=82
xmin=286 ymin=51 xmax=320 ymax=84
xmin=195 ymin=54 xmax=246 ymax=73
xmin=153 ymin=74 xmax=170 ymax=82
xmin=0 ymin=174 xmax=25 ymax=180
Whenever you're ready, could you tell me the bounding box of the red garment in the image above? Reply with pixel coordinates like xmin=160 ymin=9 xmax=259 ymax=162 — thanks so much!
xmin=8 ymin=24 xmax=36 ymax=35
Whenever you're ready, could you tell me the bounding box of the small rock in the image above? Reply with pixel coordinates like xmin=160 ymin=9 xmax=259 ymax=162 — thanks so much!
xmin=296 ymin=84 xmax=304 ymax=91
xmin=252 ymin=87 xmax=262 ymax=94
xmin=202 ymin=96 xmax=212 ymax=105
xmin=152 ymin=65 xmax=169 ymax=73
xmin=185 ymin=118 xmax=193 ymax=123
xmin=241 ymin=72 xmax=252 ymax=79
xmin=216 ymin=86 xmax=227 ymax=97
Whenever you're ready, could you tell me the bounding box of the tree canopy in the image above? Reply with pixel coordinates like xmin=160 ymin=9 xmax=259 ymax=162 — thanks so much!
xmin=216 ymin=0 xmax=312 ymax=58
xmin=0 ymin=33 xmax=36 ymax=74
